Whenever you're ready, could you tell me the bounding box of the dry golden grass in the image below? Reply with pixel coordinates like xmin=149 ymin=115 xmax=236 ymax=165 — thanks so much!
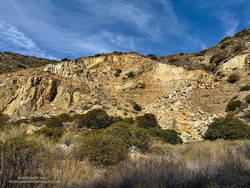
xmin=58 ymin=131 xmax=78 ymax=147
xmin=47 ymin=159 xmax=96 ymax=187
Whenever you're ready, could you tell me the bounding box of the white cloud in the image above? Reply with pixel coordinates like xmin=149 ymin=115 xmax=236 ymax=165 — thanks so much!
xmin=0 ymin=19 xmax=56 ymax=59
xmin=194 ymin=0 xmax=244 ymax=36
xmin=219 ymin=12 xmax=239 ymax=36
xmin=102 ymin=31 xmax=136 ymax=51
xmin=0 ymin=20 xmax=39 ymax=51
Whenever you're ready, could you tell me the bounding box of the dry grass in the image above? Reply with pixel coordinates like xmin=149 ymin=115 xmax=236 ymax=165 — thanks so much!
xmin=0 ymin=126 xmax=249 ymax=188
xmin=58 ymin=131 xmax=78 ymax=147
xmin=46 ymin=159 xmax=97 ymax=187
xmin=82 ymin=140 xmax=250 ymax=188
xmin=0 ymin=125 xmax=26 ymax=142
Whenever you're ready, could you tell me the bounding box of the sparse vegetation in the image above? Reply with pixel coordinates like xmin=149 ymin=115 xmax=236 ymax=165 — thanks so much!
xmin=240 ymin=85 xmax=250 ymax=91
xmin=235 ymin=29 xmax=250 ymax=38
xmin=220 ymin=40 xmax=232 ymax=49
xmin=201 ymin=64 xmax=215 ymax=72
xmin=226 ymin=100 xmax=242 ymax=112
xmin=114 ymin=69 xmax=122 ymax=77
xmin=234 ymin=44 xmax=245 ymax=53
xmin=36 ymin=127 xmax=64 ymax=141
xmin=220 ymin=36 xmax=232 ymax=43
xmin=127 ymin=71 xmax=135 ymax=78
xmin=0 ymin=113 xmax=9 ymax=128
xmin=30 ymin=116 xmax=47 ymax=123
xmin=133 ymin=103 xmax=142 ymax=111
xmin=16 ymin=63 xmax=27 ymax=69
xmin=168 ymin=58 xmax=178 ymax=64
xmin=204 ymin=117 xmax=250 ymax=140
xmin=244 ymin=111 xmax=250 ymax=119
xmin=195 ymin=49 xmax=207 ymax=56
xmin=227 ymin=74 xmax=240 ymax=83
xmin=0 ymin=52 xmax=57 ymax=74
xmin=210 ymin=53 xmax=228 ymax=65
xmin=147 ymin=54 xmax=159 ymax=60
xmin=245 ymin=94 xmax=250 ymax=103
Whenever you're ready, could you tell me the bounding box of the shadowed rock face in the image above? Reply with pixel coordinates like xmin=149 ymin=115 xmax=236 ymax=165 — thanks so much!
xmin=1 ymin=30 xmax=250 ymax=142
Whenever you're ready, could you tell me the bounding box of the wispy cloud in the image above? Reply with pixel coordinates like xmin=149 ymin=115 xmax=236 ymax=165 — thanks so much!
xmin=0 ymin=19 xmax=56 ymax=59
xmin=102 ymin=31 xmax=136 ymax=51
xmin=3 ymin=0 xmax=245 ymax=58
xmin=193 ymin=0 xmax=246 ymax=36
xmin=219 ymin=12 xmax=239 ymax=36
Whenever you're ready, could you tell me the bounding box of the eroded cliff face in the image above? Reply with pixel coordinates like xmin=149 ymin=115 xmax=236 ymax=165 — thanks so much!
xmin=1 ymin=31 xmax=250 ymax=142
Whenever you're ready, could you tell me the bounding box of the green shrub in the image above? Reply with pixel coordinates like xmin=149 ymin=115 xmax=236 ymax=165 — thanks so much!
xmin=148 ymin=128 xmax=183 ymax=144
xmin=129 ymin=126 xmax=150 ymax=152
xmin=45 ymin=113 xmax=70 ymax=128
xmin=105 ymin=121 xmax=150 ymax=151
xmin=136 ymin=113 xmax=160 ymax=129
xmin=245 ymin=95 xmax=250 ymax=103
xmin=133 ymin=103 xmax=142 ymax=111
xmin=76 ymin=109 xmax=116 ymax=129
xmin=123 ymin=117 xmax=135 ymax=124
xmin=220 ymin=36 xmax=232 ymax=43
xmin=61 ymin=58 xmax=70 ymax=61
xmin=0 ymin=113 xmax=9 ymax=128
xmin=168 ymin=58 xmax=178 ymax=64
xmin=57 ymin=113 xmax=71 ymax=122
xmin=16 ymin=63 xmax=27 ymax=69
xmin=45 ymin=116 xmax=63 ymax=128
xmin=226 ymin=100 xmax=242 ymax=112
xmin=244 ymin=111 xmax=250 ymax=119
xmin=115 ymin=69 xmax=122 ymax=77
xmin=75 ymin=132 xmax=128 ymax=166
xmin=36 ymin=127 xmax=64 ymax=141
xmin=240 ymin=85 xmax=250 ymax=91
xmin=147 ymin=54 xmax=158 ymax=61
xmin=204 ymin=117 xmax=250 ymax=140
xmin=30 ymin=116 xmax=47 ymax=123
xmin=127 ymin=71 xmax=135 ymax=78
xmin=227 ymin=74 xmax=240 ymax=83
xmin=104 ymin=122 xmax=133 ymax=148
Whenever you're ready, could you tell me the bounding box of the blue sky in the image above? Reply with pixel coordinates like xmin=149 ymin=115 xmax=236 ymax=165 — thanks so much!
xmin=0 ymin=0 xmax=250 ymax=60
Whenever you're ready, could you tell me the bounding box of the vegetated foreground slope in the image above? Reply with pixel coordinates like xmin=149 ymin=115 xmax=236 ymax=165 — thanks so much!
xmin=0 ymin=51 xmax=57 ymax=74
xmin=1 ymin=29 xmax=250 ymax=142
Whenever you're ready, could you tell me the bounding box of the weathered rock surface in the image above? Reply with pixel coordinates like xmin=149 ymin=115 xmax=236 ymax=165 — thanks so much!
xmin=1 ymin=30 xmax=250 ymax=142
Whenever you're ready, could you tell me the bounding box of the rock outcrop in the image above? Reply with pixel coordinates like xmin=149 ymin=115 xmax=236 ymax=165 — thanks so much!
xmin=1 ymin=29 xmax=250 ymax=142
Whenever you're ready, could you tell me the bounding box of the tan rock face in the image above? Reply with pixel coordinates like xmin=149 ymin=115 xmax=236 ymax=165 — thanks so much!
xmin=1 ymin=51 xmax=250 ymax=142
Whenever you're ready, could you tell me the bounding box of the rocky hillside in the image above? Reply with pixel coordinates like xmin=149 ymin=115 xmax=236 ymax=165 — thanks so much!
xmin=0 ymin=52 xmax=57 ymax=74
xmin=1 ymin=29 xmax=250 ymax=142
